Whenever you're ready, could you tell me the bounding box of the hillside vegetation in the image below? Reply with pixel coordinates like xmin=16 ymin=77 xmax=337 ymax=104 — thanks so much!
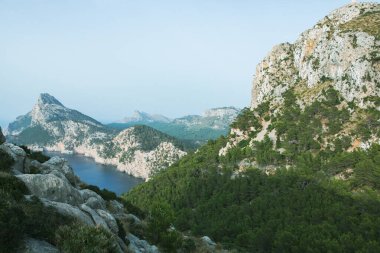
xmin=125 ymin=3 xmax=380 ymax=252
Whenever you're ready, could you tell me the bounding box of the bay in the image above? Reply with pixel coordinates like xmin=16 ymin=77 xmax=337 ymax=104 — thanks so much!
xmin=44 ymin=151 xmax=143 ymax=195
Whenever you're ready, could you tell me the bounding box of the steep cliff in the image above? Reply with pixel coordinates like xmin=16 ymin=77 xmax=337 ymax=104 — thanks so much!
xmin=221 ymin=2 xmax=380 ymax=159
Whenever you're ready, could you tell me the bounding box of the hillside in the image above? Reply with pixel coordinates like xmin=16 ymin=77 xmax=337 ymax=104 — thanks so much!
xmin=0 ymin=131 xmax=222 ymax=253
xmin=7 ymin=94 xmax=186 ymax=179
xmin=109 ymin=107 xmax=240 ymax=143
xmin=125 ymin=3 xmax=380 ymax=252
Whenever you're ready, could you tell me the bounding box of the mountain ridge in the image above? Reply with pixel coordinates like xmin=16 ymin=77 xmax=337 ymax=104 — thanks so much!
xmin=7 ymin=94 xmax=187 ymax=179
xmin=110 ymin=106 xmax=240 ymax=142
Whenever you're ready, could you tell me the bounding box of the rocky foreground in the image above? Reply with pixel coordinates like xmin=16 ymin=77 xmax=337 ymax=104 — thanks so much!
xmin=0 ymin=140 xmax=159 ymax=253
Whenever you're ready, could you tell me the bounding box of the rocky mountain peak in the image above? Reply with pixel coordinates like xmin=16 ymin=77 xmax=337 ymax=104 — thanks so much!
xmin=122 ymin=111 xmax=171 ymax=123
xmin=251 ymin=2 xmax=380 ymax=109
xmin=37 ymin=93 xmax=64 ymax=107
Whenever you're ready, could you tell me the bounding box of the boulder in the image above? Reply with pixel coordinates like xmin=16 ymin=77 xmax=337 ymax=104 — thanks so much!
xmin=80 ymin=204 xmax=109 ymax=231
xmin=125 ymin=213 xmax=142 ymax=226
xmin=41 ymin=199 xmax=94 ymax=226
xmin=0 ymin=127 xmax=5 ymax=144
xmin=96 ymin=209 xmax=119 ymax=234
xmin=24 ymin=159 xmax=42 ymax=174
xmin=127 ymin=233 xmax=160 ymax=253
xmin=16 ymin=173 xmax=83 ymax=205
xmin=201 ymin=236 xmax=217 ymax=250
xmin=80 ymin=189 xmax=106 ymax=209
xmin=41 ymin=156 xmax=77 ymax=185
xmin=108 ymin=200 xmax=125 ymax=215
xmin=0 ymin=143 xmax=26 ymax=172
xmin=19 ymin=238 xmax=59 ymax=253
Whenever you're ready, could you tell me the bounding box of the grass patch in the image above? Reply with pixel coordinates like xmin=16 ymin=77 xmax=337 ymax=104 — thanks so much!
xmin=340 ymin=11 xmax=380 ymax=40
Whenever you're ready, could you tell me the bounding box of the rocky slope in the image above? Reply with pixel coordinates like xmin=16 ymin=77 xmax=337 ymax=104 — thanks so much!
xmin=0 ymin=140 xmax=159 ymax=253
xmin=222 ymin=2 xmax=380 ymax=159
xmin=111 ymin=107 xmax=240 ymax=143
xmin=7 ymin=94 xmax=186 ymax=180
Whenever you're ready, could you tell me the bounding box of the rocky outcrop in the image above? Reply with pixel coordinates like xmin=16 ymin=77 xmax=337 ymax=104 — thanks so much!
xmin=127 ymin=234 xmax=160 ymax=253
xmin=251 ymin=3 xmax=380 ymax=109
xmin=17 ymin=173 xmax=83 ymax=205
xmin=0 ymin=140 xmax=160 ymax=253
xmin=20 ymin=238 xmax=59 ymax=253
xmin=221 ymin=3 xmax=380 ymax=158
xmin=41 ymin=199 xmax=94 ymax=226
xmin=0 ymin=143 xmax=27 ymax=172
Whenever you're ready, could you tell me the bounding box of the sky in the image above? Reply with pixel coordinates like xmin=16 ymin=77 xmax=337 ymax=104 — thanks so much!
xmin=0 ymin=0 xmax=376 ymax=126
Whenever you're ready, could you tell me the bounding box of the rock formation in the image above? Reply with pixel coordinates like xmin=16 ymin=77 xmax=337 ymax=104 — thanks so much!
xmin=0 ymin=140 xmax=159 ymax=253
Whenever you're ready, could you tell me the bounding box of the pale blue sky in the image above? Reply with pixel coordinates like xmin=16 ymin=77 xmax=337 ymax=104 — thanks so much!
xmin=1 ymin=0 xmax=376 ymax=126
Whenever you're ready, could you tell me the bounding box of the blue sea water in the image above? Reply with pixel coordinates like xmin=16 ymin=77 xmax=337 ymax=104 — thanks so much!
xmin=45 ymin=151 xmax=143 ymax=195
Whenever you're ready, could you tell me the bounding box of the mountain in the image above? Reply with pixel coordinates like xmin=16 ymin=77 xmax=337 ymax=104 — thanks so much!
xmin=121 ymin=111 xmax=171 ymax=124
xmin=0 ymin=136 xmax=219 ymax=252
xmin=7 ymin=94 xmax=186 ymax=179
xmin=125 ymin=3 xmax=380 ymax=252
xmin=109 ymin=107 xmax=240 ymax=143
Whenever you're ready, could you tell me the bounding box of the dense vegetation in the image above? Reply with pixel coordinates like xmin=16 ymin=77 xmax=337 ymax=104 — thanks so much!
xmin=132 ymin=125 xmax=189 ymax=151
xmin=125 ymin=86 xmax=380 ymax=252
xmin=55 ymin=223 xmax=119 ymax=253
xmin=13 ymin=125 xmax=55 ymax=145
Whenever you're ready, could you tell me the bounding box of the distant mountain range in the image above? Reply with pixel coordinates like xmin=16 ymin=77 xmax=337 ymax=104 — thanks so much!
xmin=7 ymin=93 xmax=240 ymax=178
xmin=109 ymin=107 xmax=240 ymax=143
xmin=7 ymin=93 xmax=187 ymax=179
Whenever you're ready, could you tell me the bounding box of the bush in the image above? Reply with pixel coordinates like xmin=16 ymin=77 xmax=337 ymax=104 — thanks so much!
xmin=116 ymin=218 xmax=127 ymax=242
xmin=55 ymin=223 xmax=119 ymax=253
xmin=22 ymin=196 xmax=73 ymax=244
xmin=121 ymin=199 xmax=146 ymax=219
xmin=0 ymin=149 xmax=14 ymax=172
xmin=0 ymin=203 xmax=25 ymax=253
xmin=20 ymin=146 xmax=50 ymax=163
xmin=0 ymin=172 xmax=29 ymax=200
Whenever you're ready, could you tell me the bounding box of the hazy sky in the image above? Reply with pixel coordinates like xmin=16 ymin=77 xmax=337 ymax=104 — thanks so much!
xmin=1 ymin=0 xmax=375 ymax=125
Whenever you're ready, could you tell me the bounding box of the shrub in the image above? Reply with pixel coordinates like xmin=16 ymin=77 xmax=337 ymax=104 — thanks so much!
xmin=22 ymin=196 xmax=73 ymax=244
xmin=0 ymin=172 xmax=29 ymax=200
xmin=55 ymin=223 xmax=119 ymax=253
xmin=121 ymin=199 xmax=146 ymax=219
xmin=0 ymin=149 xmax=14 ymax=172
xmin=0 ymin=200 xmax=25 ymax=253
xmin=20 ymin=146 xmax=50 ymax=163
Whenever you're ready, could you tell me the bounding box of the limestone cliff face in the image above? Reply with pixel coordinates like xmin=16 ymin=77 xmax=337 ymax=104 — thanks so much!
xmin=251 ymin=3 xmax=380 ymax=109
xmin=221 ymin=3 xmax=380 ymax=161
